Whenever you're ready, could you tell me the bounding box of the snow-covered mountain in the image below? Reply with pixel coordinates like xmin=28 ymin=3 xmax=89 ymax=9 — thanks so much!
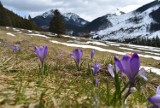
xmin=32 ymin=9 xmax=89 ymax=31
xmin=92 ymin=0 xmax=160 ymax=41
xmin=63 ymin=13 xmax=88 ymax=26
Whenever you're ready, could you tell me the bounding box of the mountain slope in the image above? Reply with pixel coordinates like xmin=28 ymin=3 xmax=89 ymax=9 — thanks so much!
xmin=77 ymin=10 xmax=125 ymax=36
xmin=82 ymin=14 xmax=113 ymax=32
xmin=93 ymin=0 xmax=160 ymax=41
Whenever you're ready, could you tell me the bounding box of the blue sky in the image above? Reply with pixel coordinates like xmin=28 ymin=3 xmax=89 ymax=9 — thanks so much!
xmin=1 ymin=0 xmax=154 ymax=21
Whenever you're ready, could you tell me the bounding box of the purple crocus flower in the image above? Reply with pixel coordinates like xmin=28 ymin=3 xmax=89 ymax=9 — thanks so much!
xmin=107 ymin=64 xmax=120 ymax=78
xmin=148 ymin=85 xmax=160 ymax=107
xmin=13 ymin=45 xmax=20 ymax=52
xmin=138 ymin=68 xmax=148 ymax=81
xmin=90 ymin=49 xmax=96 ymax=60
xmin=108 ymin=64 xmax=115 ymax=78
xmin=114 ymin=52 xmax=140 ymax=83
xmin=34 ymin=46 xmax=48 ymax=64
xmin=70 ymin=49 xmax=83 ymax=66
xmin=92 ymin=63 xmax=100 ymax=75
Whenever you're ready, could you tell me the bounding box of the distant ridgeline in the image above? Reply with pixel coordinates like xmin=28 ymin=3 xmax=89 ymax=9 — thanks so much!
xmin=0 ymin=1 xmax=40 ymax=30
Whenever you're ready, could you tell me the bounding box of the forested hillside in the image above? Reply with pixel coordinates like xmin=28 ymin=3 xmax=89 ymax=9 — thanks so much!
xmin=0 ymin=2 xmax=40 ymax=30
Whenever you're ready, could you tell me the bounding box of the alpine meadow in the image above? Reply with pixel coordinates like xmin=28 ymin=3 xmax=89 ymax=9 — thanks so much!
xmin=0 ymin=0 xmax=160 ymax=108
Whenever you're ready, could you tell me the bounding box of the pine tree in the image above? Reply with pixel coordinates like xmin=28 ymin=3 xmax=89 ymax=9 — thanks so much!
xmin=28 ymin=15 xmax=32 ymax=20
xmin=0 ymin=1 xmax=3 ymax=7
xmin=49 ymin=9 xmax=65 ymax=37
xmin=0 ymin=3 xmax=12 ymax=26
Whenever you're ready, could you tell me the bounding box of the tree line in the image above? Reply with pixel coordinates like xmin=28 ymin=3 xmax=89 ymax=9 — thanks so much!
xmin=0 ymin=2 xmax=65 ymax=36
xmin=0 ymin=2 xmax=40 ymax=30
xmin=109 ymin=36 xmax=160 ymax=47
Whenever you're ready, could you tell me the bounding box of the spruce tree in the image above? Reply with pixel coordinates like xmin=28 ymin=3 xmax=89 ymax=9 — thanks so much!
xmin=28 ymin=15 xmax=32 ymax=20
xmin=49 ymin=9 xmax=65 ymax=37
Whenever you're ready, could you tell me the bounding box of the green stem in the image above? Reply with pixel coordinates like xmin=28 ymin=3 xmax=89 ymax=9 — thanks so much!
xmin=123 ymin=81 xmax=134 ymax=103
xmin=41 ymin=62 xmax=44 ymax=75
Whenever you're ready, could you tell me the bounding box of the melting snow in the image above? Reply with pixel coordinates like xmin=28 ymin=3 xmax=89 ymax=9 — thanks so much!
xmin=27 ymin=34 xmax=49 ymax=38
xmin=50 ymin=40 xmax=160 ymax=61
xmin=13 ymin=28 xmax=20 ymax=32
xmin=145 ymin=52 xmax=160 ymax=56
xmin=138 ymin=54 xmax=160 ymax=60
xmin=28 ymin=30 xmax=32 ymax=33
xmin=67 ymin=40 xmax=109 ymax=46
xmin=141 ymin=66 xmax=160 ymax=75
xmin=62 ymin=35 xmax=77 ymax=39
xmin=67 ymin=40 xmax=87 ymax=44
xmin=126 ymin=44 xmax=160 ymax=53
xmin=50 ymin=40 xmax=125 ymax=55
xmin=119 ymin=47 xmax=135 ymax=51
xmin=86 ymin=41 xmax=108 ymax=46
xmin=6 ymin=33 xmax=15 ymax=37
xmin=6 ymin=27 xmax=9 ymax=29
xmin=119 ymin=47 xmax=142 ymax=52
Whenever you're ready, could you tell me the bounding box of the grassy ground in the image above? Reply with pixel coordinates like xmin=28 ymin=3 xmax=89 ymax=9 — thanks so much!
xmin=0 ymin=27 xmax=160 ymax=107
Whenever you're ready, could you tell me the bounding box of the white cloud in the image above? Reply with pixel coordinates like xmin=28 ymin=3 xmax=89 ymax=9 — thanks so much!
xmin=1 ymin=0 xmax=154 ymax=21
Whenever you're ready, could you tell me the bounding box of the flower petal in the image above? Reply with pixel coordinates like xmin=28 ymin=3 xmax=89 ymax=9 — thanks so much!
xmin=73 ymin=49 xmax=83 ymax=65
xmin=148 ymin=95 xmax=160 ymax=106
xmin=108 ymin=64 xmax=115 ymax=78
xmin=91 ymin=49 xmax=96 ymax=60
xmin=156 ymin=85 xmax=160 ymax=95
xmin=121 ymin=55 xmax=131 ymax=79
xmin=92 ymin=63 xmax=100 ymax=75
xmin=70 ymin=54 xmax=75 ymax=59
xmin=114 ymin=56 xmax=124 ymax=72
xmin=115 ymin=65 xmax=120 ymax=74
xmin=34 ymin=46 xmax=39 ymax=56
xmin=130 ymin=52 xmax=140 ymax=78
xmin=34 ymin=46 xmax=48 ymax=63
xmin=139 ymin=68 xmax=148 ymax=81
xmin=43 ymin=46 xmax=48 ymax=59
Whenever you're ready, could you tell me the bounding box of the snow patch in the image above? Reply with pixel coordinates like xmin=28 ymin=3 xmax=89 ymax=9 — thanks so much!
xmin=13 ymin=28 xmax=20 ymax=32
xmin=141 ymin=66 xmax=160 ymax=75
xmin=6 ymin=33 xmax=15 ymax=37
xmin=28 ymin=30 xmax=32 ymax=33
xmin=62 ymin=35 xmax=77 ymax=39
xmin=119 ymin=47 xmax=135 ymax=51
xmin=126 ymin=44 xmax=160 ymax=53
xmin=6 ymin=27 xmax=9 ymax=29
xmin=26 ymin=34 xmax=49 ymax=38
xmin=86 ymin=41 xmax=108 ymax=46
xmin=145 ymin=52 xmax=160 ymax=56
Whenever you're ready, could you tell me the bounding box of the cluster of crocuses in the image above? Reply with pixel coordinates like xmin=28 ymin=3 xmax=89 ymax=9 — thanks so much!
xmin=4 ymin=42 xmax=20 ymax=52
xmin=106 ymin=52 xmax=146 ymax=103
xmin=34 ymin=46 xmax=160 ymax=106
xmin=107 ymin=52 xmax=160 ymax=106
xmin=70 ymin=49 xmax=100 ymax=86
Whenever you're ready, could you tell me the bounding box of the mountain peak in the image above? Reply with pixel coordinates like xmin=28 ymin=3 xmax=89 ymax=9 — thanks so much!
xmin=115 ymin=8 xmax=125 ymax=15
xmin=42 ymin=9 xmax=55 ymax=18
xmin=63 ymin=12 xmax=80 ymax=20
